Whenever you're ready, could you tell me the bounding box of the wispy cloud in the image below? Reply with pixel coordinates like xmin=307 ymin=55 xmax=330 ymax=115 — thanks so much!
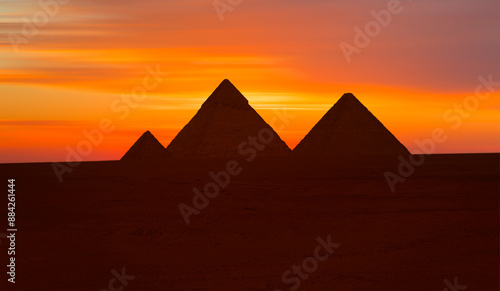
xmin=0 ymin=120 xmax=82 ymax=126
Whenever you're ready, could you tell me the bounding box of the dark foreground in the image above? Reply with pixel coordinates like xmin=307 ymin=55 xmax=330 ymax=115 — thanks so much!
xmin=0 ymin=154 xmax=498 ymax=290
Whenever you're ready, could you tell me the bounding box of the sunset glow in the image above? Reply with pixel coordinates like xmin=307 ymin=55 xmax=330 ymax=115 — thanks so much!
xmin=1 ymin=0 xmax=499 ymax=162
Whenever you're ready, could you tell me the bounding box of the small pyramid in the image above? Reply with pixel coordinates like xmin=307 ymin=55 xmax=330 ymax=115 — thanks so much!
xmin=166 ymin=79 xmax=291 ymax=158
xmin=293 ymin=93 xmax=409 ymax=156
xmin=121 ymin=131 xmax=169 ymax=161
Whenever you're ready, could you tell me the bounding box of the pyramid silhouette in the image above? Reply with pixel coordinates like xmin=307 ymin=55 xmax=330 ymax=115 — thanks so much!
xmin=121 ymin=131 xmax=169 ymax=161
xmin=293 ymin=93 xmax=409 ymax=156
xmin=166 ymin=79 xmax=291 ymax=158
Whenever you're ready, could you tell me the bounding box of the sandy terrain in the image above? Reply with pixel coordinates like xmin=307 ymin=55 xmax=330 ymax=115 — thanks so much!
xmin=0 ymin=153 xmax=498 ymax=290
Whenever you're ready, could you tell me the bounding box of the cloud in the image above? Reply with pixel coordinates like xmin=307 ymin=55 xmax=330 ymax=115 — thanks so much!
xmin=0 ymin=120 xmax=82 ymax=126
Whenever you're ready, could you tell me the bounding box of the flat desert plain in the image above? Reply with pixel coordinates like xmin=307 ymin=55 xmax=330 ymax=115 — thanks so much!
xmin=0 ymin=153 xmax=498 ymax=290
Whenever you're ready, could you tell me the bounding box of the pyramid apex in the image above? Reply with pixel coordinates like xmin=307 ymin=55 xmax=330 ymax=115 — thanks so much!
xmin=341 ymin=93 xmax=355 ymax=98
xmin=203 ymin=79 xmax=249 ymax=109
xmin=215 ymin=78 xmax=237 ymax=90
xmin=337 ymin=93 xmax=364 ymax=107
xmin=218 ymin=78 xmax=231 ymax=84
xmin=339 ymin=93 xmax=359 ymax=101
xmin=140 ymin=131 xmax=155 ymax=139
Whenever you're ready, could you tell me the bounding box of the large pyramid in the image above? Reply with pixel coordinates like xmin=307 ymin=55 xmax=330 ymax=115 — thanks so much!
xmin=121 ymin=131 xmax=169 ymax=161
xmin=166 ymin=79 xmax=291 ymax=158
xmin=293 ymin=93 xmax=409 ymax=156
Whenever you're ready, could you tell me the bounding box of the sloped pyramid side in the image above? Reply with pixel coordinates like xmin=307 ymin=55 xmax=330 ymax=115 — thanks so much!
xmin=293 ymin=93 xmax=409 ymax=156
xmin=121 ymin=131 xmax=169 ymax=161
xmin=166 ymin=79 xmax=291 ymax=158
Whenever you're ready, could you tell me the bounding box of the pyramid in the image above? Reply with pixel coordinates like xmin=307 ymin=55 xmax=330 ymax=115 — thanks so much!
xmin=166 ymin=79 xmax=291 ymax=158
xmin=293 ymin=93 xmax=409 ymax=156
xmin=121 ymin=131 xmax=169 ymax=161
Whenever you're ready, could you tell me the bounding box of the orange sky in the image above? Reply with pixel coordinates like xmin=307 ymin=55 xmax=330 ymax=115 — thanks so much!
xmin=1 ymin=0 xmax=499 ymax=163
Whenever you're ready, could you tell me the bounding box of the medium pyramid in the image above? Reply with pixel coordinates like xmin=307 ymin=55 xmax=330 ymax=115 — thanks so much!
xmin=293 ymin=93 xmax=409 ymax=156
xmin=121 ymin=131 xmax=169 ymax=161
xmin=166 ymin=79 xmax=291 ymax=158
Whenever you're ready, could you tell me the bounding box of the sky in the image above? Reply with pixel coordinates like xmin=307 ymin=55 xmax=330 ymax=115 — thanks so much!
xmin=0 ymin=0 xmax=499 ymax=163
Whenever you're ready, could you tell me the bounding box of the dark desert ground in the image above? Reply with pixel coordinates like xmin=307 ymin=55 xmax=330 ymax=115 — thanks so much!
xmin=0 ymin=154 xmax=498 ymax=290
xmin=1 ymin=80 xmax=499 ymax=290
